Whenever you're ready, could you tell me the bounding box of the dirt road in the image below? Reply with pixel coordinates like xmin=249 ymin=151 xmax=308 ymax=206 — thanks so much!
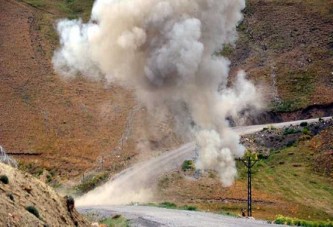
xmin=80 ymin=205 xmax=280 ymax=227
xmin=77 ymin=117 xmax=331 ymax=207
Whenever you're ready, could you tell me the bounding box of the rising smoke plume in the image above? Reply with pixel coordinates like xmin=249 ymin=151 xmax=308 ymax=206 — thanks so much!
xmin=53 ymin=0 xmax=262 ymax=203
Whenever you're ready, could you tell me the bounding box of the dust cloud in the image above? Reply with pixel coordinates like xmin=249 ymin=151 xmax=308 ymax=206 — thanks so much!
xmin=53 ymin=0 xmax=263 ymax=205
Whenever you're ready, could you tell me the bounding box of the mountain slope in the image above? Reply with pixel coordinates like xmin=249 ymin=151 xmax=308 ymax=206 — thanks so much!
xmin=0 ymin=162 xmax=89 ymax=226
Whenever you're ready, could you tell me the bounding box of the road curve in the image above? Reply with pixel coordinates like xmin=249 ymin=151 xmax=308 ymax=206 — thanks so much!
xmin=78 ymin=117 xmax=330 ymax=225
xmin=79 ymin=205 xmax=280 ymax=227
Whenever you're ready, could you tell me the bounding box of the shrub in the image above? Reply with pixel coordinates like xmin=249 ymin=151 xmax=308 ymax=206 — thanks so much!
xmin=65 ymin=195 xmax=75 ymax=212
xmin=302 ymin=127 xmax=311 ymax=135
xmin=182 ymin=160 xmax=195 ymax=171
xmin=181 ymin=205 xmax=197 ymax=211
xmin=159 ymin=202 xmax=177 ymax=209
xmin=0 ymin=175 xmax=9 ymax=184
xmin=101 ymin=215 xmax=129 ymax=227
xmin=26 ymin=206 xmax=40 ymax=219
xmin=286 ymin=140 xmax=296 ymax=147
xmin=75 ymin=172 xmax=109 ymax=194
xmin=274 ymin=215 xmax=333 ymax=227
xmin=300 ymin=122 xmax=308 ymax=127
xmin=7 ymin=193 xmax=14 ymax=202
xmin=283 ymin=127 xmax=300 ymax=135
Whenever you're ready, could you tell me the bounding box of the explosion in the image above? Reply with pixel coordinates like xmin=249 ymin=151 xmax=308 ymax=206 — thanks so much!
xmin=53 ymin=0 xmax=262 ymax=204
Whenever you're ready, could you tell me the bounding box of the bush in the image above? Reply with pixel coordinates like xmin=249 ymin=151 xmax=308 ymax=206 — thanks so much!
xmin=182 ymin=160 xmax=195 ymax=171
xmin=26 ymin=206 xmax=40 ymax=219
xmin=7 ymin=193 xmax=14 ymax=202
xmin=302 ymin=127 xmax=311 ymax=135
xmin=300 ymin=122 xmax=308 ymax=127
xmin=283 ymin=127 xmax=301 ymax=135
xmin=75 ymin=172 xmax=109 ymax=194
xmin=0 ymin=175 xmax=9 ymax=184
xmin=181 ymin=205 xmax=197 ymax=211
xmin=159 ymin=202 xmax=177 ymax=209
xmin=274 ymin=215 xmax=333 ymax=227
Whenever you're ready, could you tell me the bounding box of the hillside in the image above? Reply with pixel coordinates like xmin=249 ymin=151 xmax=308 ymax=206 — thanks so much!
xmin=0 ymin=0 xmax=182 ymax=186
xmin=0 ymin=162 xmax=89 ymax=226
xmin=0 ymin=0 xmax=332 ymax=223
xmin=0 ymin=0 xmax=331 ymax=180
xmin=156 ymin=120 xmax=333 ymax=221
xmin=229 ymin=0 xmax=333 ymax=112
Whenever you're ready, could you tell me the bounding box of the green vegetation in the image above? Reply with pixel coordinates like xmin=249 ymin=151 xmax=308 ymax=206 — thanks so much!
xmin=145 ymin=202 xmax=198 ymax=211
xmin=274 ymin=71 xmax=316 ymax=112
xmin=283 ymin=127 xmax=301 ymax=135
xmin=24 ymin=0 xmax=45 ymax=8
xmin=26 ymin=206 xmax=40 ymax=219
xmin=275 ymin=215 xmax=333 ymax=227
xmin=179 ymin=205 xmax=197 ymax=211
xmin=218 ymin=44 xmax=234 ymax=57
xmin=22 ymin=0 xmax=94 ymax=20
xmin=302 ymin=127 xmax=311 ymax=135
xmin=182 ymin=160 xmax=195 ymax=171
xmin=0 ymin=175 xmax=9 ymax=184
xmin=300 ymin=122 xmax=308 ymax=127
xmin=159 ymin=201 xmax=177 ymax=209
xmin=238 ymin=145 xmax=333 ymax=221
xmin=75 ymin=172 xmax=109 ymax=194
xmin=101 ymin=215 xmax=129 ymax=227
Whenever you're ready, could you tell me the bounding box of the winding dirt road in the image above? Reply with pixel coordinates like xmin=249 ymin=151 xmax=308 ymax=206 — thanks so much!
xmin=78 ymin=117 xmax=330 ymax=226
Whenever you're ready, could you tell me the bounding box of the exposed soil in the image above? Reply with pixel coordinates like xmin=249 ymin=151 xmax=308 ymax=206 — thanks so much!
xmin=229 ymin=0 xmax=333 ymax=110
xmin=0 ymin=0 xmax=138 ymax=179
xmin=0 ymin=162 xmax=89 ymax=226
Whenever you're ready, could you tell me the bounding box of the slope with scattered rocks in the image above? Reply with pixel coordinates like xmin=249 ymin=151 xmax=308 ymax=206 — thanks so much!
xmin=0 ymin=162 xmax=89 ymax=226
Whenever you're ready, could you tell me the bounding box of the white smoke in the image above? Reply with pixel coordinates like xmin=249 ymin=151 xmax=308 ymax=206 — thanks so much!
xmin=53 ymin=0 xmax=263 ymax=203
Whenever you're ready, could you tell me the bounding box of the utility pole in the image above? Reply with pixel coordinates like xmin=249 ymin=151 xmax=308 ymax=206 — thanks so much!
xmin=239 ymin=155 xmax=258 ymax=217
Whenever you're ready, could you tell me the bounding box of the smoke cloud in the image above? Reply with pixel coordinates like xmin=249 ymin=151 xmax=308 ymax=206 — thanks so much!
xmin=53 ymin=0 xmax=263 ymax=203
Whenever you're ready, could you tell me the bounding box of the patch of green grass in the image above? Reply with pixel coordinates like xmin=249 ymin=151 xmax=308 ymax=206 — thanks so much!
xmin=274 ymin=71 xmax=316 ymax=112
xmin=283 ymin=127 xmax=301 ymax=135
xmin=159 ymin=201 xmax=177 ymax=209
xmin=241 ymin=145 xmax=333 ymax=221
xmin=274 ymin=215 xmax=333 ymax=226
xmin=144 ymin=202 xmax=198 ymax=211
xmin=101 ymin=215 xmax=129 ymax=227
xmin=24 ymin=0 xmax=46 ymax=8
xmin=179 ymin=205 xmax=197 ymax=211
xmin=218 ymin=44 xmax=234 ymax=57
xmin=75 ymin=172 xmax=109 ymax=194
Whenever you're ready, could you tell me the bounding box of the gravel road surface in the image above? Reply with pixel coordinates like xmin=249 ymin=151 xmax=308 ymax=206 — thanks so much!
xmin=80 ymin=205 xmax=281 ymax=227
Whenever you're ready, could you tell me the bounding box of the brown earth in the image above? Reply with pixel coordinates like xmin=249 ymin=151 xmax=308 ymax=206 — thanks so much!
xmin=0 ymin=0 xmax=138 ymax=180
xmin=229 ymin=0 xmax=333 ymax=111
xmin=1 ymin=0 xmax=333 ymax=222
xmin=0 ymin=162 xmax=89 ymax=226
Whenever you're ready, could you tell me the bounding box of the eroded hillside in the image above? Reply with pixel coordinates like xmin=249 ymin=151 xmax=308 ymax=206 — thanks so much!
xmin=0 ymin=162 xmax=89 ymax=226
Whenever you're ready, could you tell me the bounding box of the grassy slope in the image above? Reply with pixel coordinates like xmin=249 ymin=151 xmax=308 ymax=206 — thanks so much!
xmin=157 ymin=128 xmax=333 ymax=221
xmin=228 ymin=0 xmax=333 ymax=112
xmin=245 ymin=143 xmax=333 ymax=220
